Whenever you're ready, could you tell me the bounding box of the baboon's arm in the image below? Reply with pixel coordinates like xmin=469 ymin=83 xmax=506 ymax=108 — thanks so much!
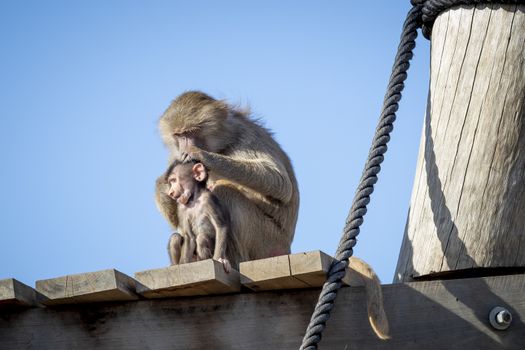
xmin=198 ymin=149 xmax=293 ymax=203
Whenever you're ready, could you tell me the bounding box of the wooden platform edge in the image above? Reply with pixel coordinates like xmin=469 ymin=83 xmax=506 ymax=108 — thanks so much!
xmin=0 ymin=278 xmax=47 ymax=307
xmin=135 ymin=259 xmax=240 ymax=298
xmin=239 ymin=250 xmax=365 ymax=291
xmin=1 ymin=273 xmax=523 ymax=349
xmin=35 ymin=269 xmax=141 ymax=305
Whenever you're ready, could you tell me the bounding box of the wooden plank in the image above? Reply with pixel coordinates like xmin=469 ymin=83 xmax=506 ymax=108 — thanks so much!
xmin=395 ymin=4 xmax=525 ymax=282
xmin=35 ymin=269 xmax=141 ymax=305
xmin=240 ymin=251 xmax=361 ymax=291
xmin=1 ymin=274 xmax=524 ymax=349
xmin=289 ymin=250 xmax=333 ymax=286
xmin=240 ymin=254 xmax=308 ymax=291
xmin=0 ymin=278 xmax=47 ymax=307
xmin=134 ymin=259 xmax=240 ymax=298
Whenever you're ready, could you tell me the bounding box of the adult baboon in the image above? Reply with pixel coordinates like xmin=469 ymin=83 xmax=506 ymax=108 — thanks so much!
xmin=156 ymin=91 xmax=299 ymax=268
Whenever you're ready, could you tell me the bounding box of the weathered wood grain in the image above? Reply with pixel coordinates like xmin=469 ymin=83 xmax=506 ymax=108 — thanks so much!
xmin=240 ymin=251 xmax=358 ymax=291
xmin=1 ymin=274 xmax=524 ymax=349
xmin=289 ymin=250 xmax=334 ymax=286
xmin=0 ymin=278 xmax=47 ymax=307
xmin=135 ymin=259 xmax=240 ymax=298
xmin=395 ymin=4 xmax=525 ymax=282
xmin=240 ymin=254 xmax=308 ymax=291
xmin=35 ymin=269 xmax=141 ymax=305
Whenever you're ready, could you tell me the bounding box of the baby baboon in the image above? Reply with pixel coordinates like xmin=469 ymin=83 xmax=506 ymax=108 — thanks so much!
xmin=166 ymin=161 xmax=231 ymax=272
xmin=156 ymin=91 xmax=299 ymax=268
xmin=165 ymin=160 xmax=231 ymax=272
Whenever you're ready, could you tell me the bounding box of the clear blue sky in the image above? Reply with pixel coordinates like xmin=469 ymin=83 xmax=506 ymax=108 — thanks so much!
xmin=0 ymin=1 xmax=429 ymax=286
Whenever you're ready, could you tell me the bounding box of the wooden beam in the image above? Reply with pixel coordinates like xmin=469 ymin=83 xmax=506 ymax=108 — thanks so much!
xmin=1 ymin=274 xmax=524 ymax=349
xmin=35 ymin=269 xmax=141 ymax=305
xmin=240 ymin=251 xmax=362 ymax=291
xmin=395 ymin=4 xmax=525 ymax=281
xmin=0 ymin=278 xmax=47 ymax=307
xmin=134 ymin=259 xmax=240 ymax=298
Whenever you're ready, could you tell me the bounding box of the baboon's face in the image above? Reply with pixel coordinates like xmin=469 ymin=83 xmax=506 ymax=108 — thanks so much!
xmin=166 ymin=164 xmax=196 ymax=205
xmin=159 ymin=91 xmax=230 ymax=157
xmin=166 ymin=162 xmax=207 ymax=205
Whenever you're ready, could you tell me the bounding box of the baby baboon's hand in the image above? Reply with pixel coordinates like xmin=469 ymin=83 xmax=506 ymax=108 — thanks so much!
xmin=217 ymin=258 xmax=231 ymax=273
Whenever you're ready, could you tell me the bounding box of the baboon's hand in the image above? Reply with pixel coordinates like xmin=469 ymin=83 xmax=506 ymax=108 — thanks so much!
xmin=217 ymin=258 xmax=231 ymax=273
xmin=181 ymin=145 xmax=203 ymax=163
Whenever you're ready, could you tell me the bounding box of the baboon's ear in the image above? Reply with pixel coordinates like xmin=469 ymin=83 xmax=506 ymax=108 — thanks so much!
xmin=192 ymin=163 xmax=208 ymax=182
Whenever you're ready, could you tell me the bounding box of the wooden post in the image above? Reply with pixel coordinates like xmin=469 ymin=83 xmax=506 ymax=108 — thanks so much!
xmin=395 ymin=4 xmax=525 ymax=282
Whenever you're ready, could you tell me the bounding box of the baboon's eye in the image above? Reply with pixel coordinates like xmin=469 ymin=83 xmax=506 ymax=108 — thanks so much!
xmin=183 ymin=128 xmax=199 ymax=136
xmin=173 ymin=129 xmax=197 ymax=138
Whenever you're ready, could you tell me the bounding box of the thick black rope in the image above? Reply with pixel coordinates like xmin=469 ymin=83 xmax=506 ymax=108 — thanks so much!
xmin=300 ymin=1 xmax=525 ymax=349
xmin=299 ymin=5 xmax=421 ymax=347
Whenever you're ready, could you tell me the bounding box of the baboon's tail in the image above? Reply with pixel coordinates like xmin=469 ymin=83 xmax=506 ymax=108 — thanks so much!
xmin=348 ymin=256 xmax=390 ymax=340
